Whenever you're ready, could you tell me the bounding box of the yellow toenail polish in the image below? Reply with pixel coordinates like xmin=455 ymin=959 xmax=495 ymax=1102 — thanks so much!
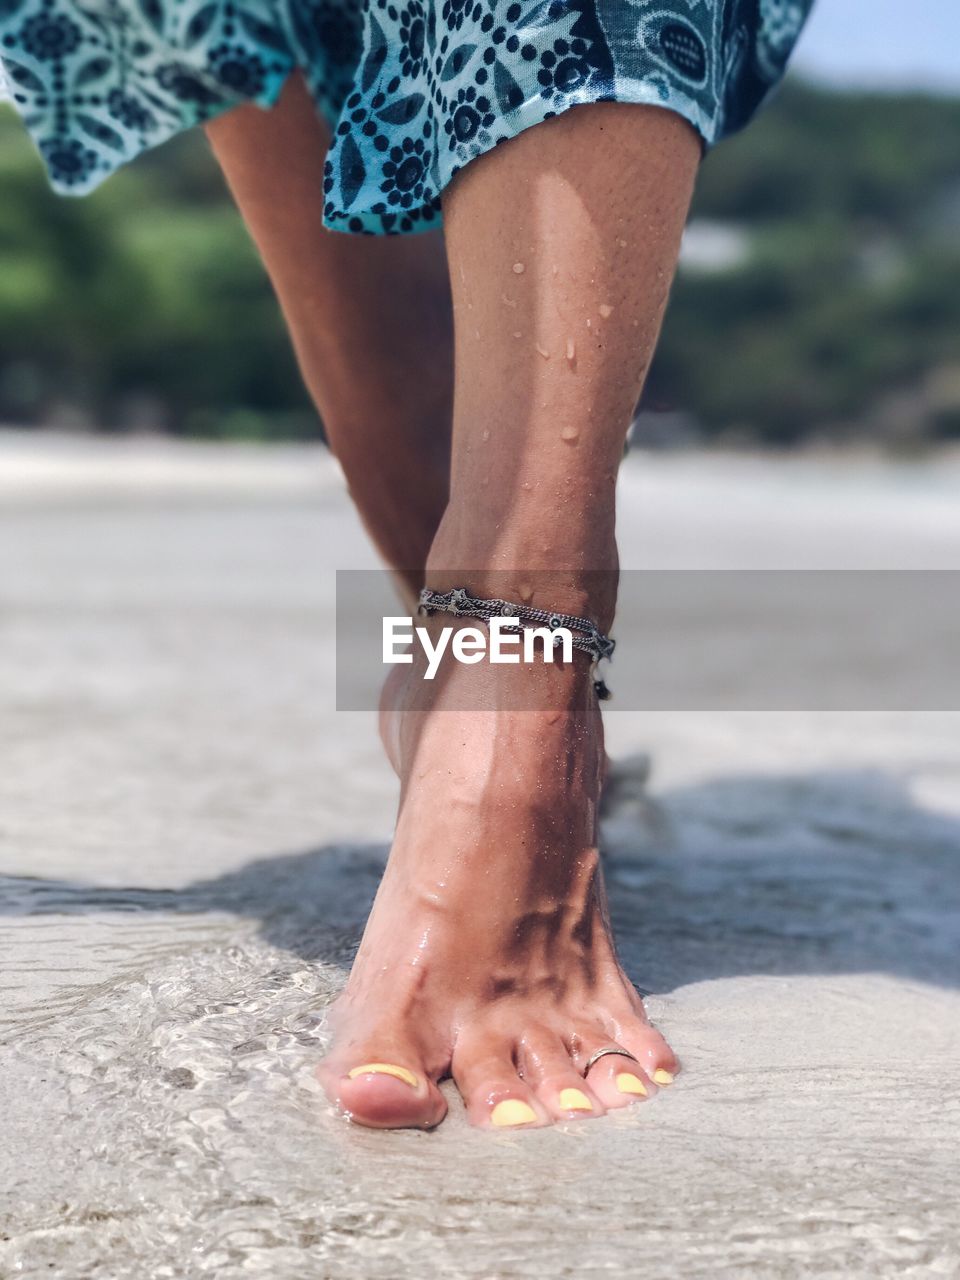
xmin=653 ymin=1069 xmax=675 ymax=1086
xmin=559 ymin=1088 xmax=593 ymax=1112
xmin=616 ymin=1072 xmax=648 ymax=1097
xmin=491 ymin=1099 xmax=538 ymax=1127
xmin=347 ymin=1063 xmax=419 ymax=1088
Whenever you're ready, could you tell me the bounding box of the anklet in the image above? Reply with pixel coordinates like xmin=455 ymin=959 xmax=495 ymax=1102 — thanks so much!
xmin=417 ymin=585 xmax=615 ymax=699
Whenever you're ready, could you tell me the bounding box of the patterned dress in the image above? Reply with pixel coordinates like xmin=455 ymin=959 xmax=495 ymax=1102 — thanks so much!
xmin=0 ymin=0 xmax=813 ymax=233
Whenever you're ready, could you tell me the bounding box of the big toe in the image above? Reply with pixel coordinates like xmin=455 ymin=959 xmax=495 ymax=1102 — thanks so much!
xmin=318 ymin=1057 xmax=447 ymax=1130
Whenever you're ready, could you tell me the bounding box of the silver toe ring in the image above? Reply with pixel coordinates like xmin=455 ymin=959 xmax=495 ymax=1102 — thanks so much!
xmin=583 ymin=1046 xmax=640 ymax=1074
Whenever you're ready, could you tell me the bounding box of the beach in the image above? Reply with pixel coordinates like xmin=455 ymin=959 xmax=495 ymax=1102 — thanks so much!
xmin=1 ymin=430 xmax=958 ymax=1277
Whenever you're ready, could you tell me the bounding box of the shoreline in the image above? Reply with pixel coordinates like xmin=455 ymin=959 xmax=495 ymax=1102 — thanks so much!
xmin=3 ymin=423 xmax=960 ymax=498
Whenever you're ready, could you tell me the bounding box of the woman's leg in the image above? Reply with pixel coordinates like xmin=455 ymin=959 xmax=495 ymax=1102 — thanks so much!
xmin=205 ymin=74 xmax=453 ymax=595
xmin=318 ymin=103 xmax=701 ymax=1128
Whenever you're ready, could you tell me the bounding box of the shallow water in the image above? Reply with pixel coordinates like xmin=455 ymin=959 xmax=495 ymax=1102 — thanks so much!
xmin=2 ymin=436 xmax=959 ymax=1277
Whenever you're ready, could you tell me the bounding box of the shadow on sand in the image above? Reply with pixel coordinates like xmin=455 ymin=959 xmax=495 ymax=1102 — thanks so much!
xmin=3 ymin=765 xmax=958 ymax=994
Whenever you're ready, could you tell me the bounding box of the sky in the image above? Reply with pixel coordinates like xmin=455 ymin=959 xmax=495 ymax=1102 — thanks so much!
xmin=790 ymin=0 xmax=960 ymax=92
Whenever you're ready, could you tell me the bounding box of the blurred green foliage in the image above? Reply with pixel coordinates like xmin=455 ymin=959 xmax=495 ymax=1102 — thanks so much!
xmin=1 ymin=79 xmax=959 ymax=443
xmin=650 ymin=81 xmax=960 ymax=445
xmin=0 ymin=108 xmax=315 ymax=437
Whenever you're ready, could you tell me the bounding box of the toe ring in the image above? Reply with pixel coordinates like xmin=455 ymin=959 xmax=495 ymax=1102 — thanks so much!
xmin=583 ymin=1046 xmax=640 ymax=1075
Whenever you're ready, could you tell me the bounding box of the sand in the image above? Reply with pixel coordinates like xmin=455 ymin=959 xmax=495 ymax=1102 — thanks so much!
xmin=1 ymin=430 xmax=958 ymax=1278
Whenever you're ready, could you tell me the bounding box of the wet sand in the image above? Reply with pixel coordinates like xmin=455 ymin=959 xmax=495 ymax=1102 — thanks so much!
xmin=1 ymin=431 xmax=959 ymax=1277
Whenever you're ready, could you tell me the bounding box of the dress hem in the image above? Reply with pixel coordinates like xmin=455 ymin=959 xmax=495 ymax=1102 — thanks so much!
xmin=321 ymin=79 xmax=718 ymax=236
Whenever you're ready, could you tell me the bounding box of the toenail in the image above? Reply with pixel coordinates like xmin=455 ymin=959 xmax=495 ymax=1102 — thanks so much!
xmin=652 ymin=1069 xmax=675 ymax=1086
xmin=559 ymin=1087 xmax=593 ymax=1112
xmin=490 ymin=1099 xmax=538 ymax=1127
xmin=346 ymin=1063 xmax=420 ymax=1088
xmin=616 ymin=1072 xmax=648 ymax=1097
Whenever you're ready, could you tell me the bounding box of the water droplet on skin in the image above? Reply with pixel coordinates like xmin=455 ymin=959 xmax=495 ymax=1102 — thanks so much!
xmin=599 ymin=303 xmax=613 ymax=318
xmin=586 ymin=318 xmax=592 ymax=329
xmin=522 ymin=481 xmax=532 ymax=491
xmin=552 ymin=265 xmax=559 ymax=276
xmin=501 ymin=293 xmax=517 ymax=308
xmin=561 ymin=424 xmax=580 ymax=442
xmin=536 ymin=345 xmax=550 ymax=359
xmin=618 ymin=238 xmax=628 ymax=248
xmin=513 ymin=331 xmax=522 ymax=339
xmin=512 ymin=262 xmax=525 ymax=274
xmin=481 ymin=428 xmax=490 ymax=442
xmin=518 ymin=582 xmax=534 ymax=602
xmin=566 ymin=338 xmax=576 ymax=361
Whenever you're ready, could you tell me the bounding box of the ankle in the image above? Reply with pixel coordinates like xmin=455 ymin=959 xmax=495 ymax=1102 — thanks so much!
xmin=425 ymin=510 xmax=619 ymax=632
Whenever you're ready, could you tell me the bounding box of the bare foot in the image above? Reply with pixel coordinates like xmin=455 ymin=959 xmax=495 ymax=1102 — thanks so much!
xmin=316 ymin=656 xmax=677 ymax=1129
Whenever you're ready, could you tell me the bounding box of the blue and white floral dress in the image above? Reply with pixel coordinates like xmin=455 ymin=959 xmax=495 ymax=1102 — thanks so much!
xmin=0 ymin=0 xmax=812 ymax=233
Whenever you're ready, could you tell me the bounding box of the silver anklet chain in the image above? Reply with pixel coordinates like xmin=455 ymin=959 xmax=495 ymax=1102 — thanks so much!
xmin=417 ymin=585 xmax=615 ymax=699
